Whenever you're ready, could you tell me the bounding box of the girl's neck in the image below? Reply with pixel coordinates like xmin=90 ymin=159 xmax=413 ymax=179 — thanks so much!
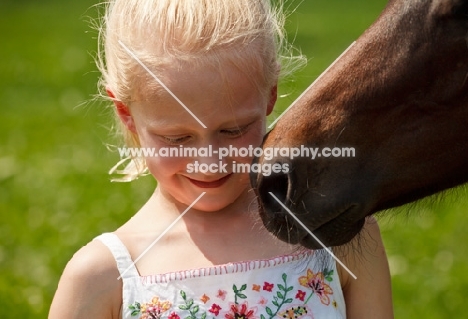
xmin=139 ymin=186 xmax=260 ymax=234
xmin=117 ymin=186 xmax=299 ymax=274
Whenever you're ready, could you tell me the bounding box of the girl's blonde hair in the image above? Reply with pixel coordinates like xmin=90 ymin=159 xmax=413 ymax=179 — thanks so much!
xmin=96 ymin=0 xmax=305 ymax=181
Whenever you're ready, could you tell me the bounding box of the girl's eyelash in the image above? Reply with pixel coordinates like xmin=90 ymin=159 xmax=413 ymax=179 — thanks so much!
xmin=161 ymin=135 xmax=191 ymax=144
xmin=160 ymin=124 xmax=251 ymax=144
xmin=221 ymin=124 xmax=251 ymax=137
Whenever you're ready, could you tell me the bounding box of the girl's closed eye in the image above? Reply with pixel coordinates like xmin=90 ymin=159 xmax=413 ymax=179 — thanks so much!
xmin=157 ymin=124 xmax=251 ymax=145
xmin=160 ymin=135 xmax=192 ymax=145
xmin=220 ymin=124 xmax=252 ymax=138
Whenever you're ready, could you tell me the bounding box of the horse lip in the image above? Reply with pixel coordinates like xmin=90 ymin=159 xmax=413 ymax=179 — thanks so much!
xmin=297 ymin=205 xmax=366 ymax=249
xmin=299 ymin=218 xmax=365 ymax=249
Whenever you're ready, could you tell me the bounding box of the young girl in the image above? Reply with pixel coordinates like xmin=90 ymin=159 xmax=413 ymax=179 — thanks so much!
xmin=49 ymin=0 xmax=393 ymax=318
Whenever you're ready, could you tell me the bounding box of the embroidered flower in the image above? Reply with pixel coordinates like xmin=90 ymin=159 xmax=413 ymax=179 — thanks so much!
xmin=298 ymin=269 xmax=333 ymax=305
xmin=252 ymin=284 xmax=261 ymax=292
xmin=168 ymin=312 xmax=180 ymax=319
xmin=200 ymin=294 xmax=210 ymax=304
xmin=257 ymin=297 xmax=268 ymax=307
xmin=295 ymin=290 xmax=306 ymax=302
xmin=139 ymin=296 xmax=172 ymax=319
xmin=210 ymin=303 xmax=222 ymax=316
xmin=263 ymin=282 xmax=274 ymax=292
xmin=217 ymin=289 xmax=227 ymax=301
xmin=225 ymin=302 xmax=257 ymax=319
xmin=278 ymin=306 xmax=309 ymax=319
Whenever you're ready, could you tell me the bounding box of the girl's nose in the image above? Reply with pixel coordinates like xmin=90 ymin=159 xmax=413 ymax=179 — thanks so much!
xmin=190 ymin=140 xmax=230 ymax=175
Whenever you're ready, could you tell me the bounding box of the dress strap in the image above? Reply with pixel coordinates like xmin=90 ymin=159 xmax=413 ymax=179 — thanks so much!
xmin=94 ymin=233 xmax=140 ymax=279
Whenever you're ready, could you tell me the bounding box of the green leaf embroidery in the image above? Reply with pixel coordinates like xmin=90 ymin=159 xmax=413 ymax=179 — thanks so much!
xmin=129 ymin=302 xmax=141 ymax=317
xmin=265 ymin=307 xmax=274 ymax=316
xmin=265 ymin=273 xmax=295 ymax=319
xmin=233 ymin=282 xmax=248 ymax=304
xmin=324 ymin=268 xmax=334 ymax=282
xmin=192 ymin=305 xmax=199 ymax=314
xmin=178 ymin=290 xmax=207 ymax=319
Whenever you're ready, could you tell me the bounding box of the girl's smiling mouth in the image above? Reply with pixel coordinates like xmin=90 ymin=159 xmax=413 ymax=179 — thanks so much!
xmin=187 ymin=174 xmax=233 ymax=188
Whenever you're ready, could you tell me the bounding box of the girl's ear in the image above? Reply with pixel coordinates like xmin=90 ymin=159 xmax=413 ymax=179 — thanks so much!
xmin=266 ymin=84 xmax=277 ymax=116
xmin=106 ymin=89 xmax=136 ymax=133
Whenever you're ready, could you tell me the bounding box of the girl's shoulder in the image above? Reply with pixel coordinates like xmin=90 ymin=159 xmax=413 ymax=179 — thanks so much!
xmin=67 ymin=237 xmax=122 ymax=282
xmin=49 ymin=238 xmax=122 ymax=319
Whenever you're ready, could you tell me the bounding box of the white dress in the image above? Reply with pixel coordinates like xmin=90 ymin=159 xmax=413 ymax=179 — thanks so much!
xmin=96 ymin=233 xmax=346 ymax=319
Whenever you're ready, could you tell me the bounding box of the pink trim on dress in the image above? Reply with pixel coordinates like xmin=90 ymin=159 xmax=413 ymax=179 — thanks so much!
xmin=140 ymin=249 xmax=313 ymax=285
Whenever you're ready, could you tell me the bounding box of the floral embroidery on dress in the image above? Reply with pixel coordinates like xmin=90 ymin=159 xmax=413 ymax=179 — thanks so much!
xmin=217 ymin=290 xmax=228 ymax=301
xmin=179 ymin=290 xmax=208 ymax=319
xmin=278 ymin=306 xmax=309 ymax=319
xmin=225 ymin=302 xmax=257 ymax=319
xmin=129 ymin=296 xmax=172 ymax=319
xmin=298 ymin=269 xmax=334 ymax=305
xmin=129 ymin=268 xmax=339 ymax=319
xmin=209 ymin=304 xmax=222 ymax=316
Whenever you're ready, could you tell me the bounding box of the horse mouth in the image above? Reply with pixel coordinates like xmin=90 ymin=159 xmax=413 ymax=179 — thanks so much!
xmin=261 ymin=205 xmax=366 ymax=249
xmin=297 ymin=217 xmax=366 ymax=249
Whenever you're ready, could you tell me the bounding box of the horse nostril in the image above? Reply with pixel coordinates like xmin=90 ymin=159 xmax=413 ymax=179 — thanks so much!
xmin=258 ymin=171 xmax=290 ymax=214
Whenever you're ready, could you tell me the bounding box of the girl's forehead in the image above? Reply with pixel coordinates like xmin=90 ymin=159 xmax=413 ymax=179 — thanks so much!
xmin=130 ymin=62 xmax=267 ymax=128
xmin=135 ymin=59 xmax=265 ymax=103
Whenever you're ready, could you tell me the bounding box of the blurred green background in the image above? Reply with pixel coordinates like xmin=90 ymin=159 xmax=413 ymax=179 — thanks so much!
xmin=1 ymin=0 xmax=467 ymax=318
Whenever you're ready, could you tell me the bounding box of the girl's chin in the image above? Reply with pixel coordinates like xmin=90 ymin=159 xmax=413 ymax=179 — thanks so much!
xmin=189 ymin=193 xmax=240 ymax=212
xmin=183 ymin=188 xmax=251 ymax=213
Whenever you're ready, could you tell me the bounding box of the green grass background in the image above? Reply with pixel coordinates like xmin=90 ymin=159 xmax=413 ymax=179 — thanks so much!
xmin=1 ymin=0 xmax=467 ymax=318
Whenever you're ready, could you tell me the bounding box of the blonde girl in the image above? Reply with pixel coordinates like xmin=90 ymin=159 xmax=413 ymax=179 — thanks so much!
xmin=49 ymin=1 xmax=393 ymax=318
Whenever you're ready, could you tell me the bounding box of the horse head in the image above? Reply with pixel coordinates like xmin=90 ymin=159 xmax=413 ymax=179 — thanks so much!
xmin=251 ymin=0 xmax=468 ymax=249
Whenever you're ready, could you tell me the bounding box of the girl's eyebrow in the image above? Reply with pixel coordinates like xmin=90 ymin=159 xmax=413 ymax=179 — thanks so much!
xmin=221 ymin=116 xmax=260 ymax=128
xmin=224 ymin=109 xmax=265 ymax=124
xmin=147 ymin=114 xmax=261 ymax=134
xmin=146 ymin=120 xmax=189 ymax=132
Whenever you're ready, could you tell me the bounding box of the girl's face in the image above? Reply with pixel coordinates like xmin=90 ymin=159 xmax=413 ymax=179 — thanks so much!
xmin=125 ymin=62 xmax=276 ymax=212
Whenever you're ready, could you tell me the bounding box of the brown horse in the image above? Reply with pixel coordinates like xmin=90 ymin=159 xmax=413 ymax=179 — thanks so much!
xmin=251 ymin=0 xmax=468 ymax=249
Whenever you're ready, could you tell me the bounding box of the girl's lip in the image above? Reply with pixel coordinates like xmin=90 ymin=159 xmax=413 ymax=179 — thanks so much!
xmin=187 ymin=174 xmax=233 ymax=188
